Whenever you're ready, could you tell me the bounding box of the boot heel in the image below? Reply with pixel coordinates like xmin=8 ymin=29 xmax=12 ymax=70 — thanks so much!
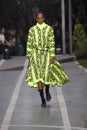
xmin=39 ymin=89 xmax=46 ymax=107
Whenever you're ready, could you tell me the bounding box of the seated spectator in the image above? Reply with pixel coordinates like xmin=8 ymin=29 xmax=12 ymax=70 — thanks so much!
xmin=16 ymin=28 xmax=25 ymax=56
xmin=0 ymin=27 xmax=12 ymax=59
xmin=8 ymin=34 xmax=16 ymax=56
xmin=8 ymin=25 xmax=17 ymax=37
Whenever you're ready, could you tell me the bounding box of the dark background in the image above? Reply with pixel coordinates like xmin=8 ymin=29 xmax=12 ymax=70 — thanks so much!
xmin=0 ymin=0 xmax=87 ymax=30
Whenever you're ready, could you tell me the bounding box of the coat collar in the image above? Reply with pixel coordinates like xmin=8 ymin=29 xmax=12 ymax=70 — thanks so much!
xmin=36 ymin=22 xmax=46 ymax=29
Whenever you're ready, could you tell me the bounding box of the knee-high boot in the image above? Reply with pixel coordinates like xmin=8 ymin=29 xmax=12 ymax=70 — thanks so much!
xmin=39 ymin=89 xmax=46 ymax=107
xmin=45 ymin=85 xmax=51 ymax=101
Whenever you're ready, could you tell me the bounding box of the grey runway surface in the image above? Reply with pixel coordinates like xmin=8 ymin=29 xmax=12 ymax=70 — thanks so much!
xmin=0 ymin=55 xmax=87 ymax=130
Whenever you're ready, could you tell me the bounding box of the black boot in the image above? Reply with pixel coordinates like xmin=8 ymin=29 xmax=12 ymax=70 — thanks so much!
xmin=39 ymin=89 xmax=46 ymax=107
xmin=45 ymin=85 xmax=51 ymax=102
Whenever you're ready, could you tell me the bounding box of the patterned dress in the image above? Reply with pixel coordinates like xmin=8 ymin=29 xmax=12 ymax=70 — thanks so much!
xmin=73 ymin=23 xmax=87 ymax=44
xmin=26 ymin=22 xmax=69 ymax=88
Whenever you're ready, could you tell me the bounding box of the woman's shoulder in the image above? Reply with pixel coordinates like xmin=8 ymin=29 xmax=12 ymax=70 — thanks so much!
xmin=29 ymin=26 xmax=35 ymax=31
xmin=45 ymin=23 xmax=52 ymax=28
xmin=28 ymin=26 xmax=36 ymax=33
xmin=47 ymin=24 xmax=54 ymax=32
xmin=44 ymin=24 xmax=53 ymax=32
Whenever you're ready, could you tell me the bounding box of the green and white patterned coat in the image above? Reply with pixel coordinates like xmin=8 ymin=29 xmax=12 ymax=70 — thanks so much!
xmin=26 ymin=23 xmax=69 ymax=88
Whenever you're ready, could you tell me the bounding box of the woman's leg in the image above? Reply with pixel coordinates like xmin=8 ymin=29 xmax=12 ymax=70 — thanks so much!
xmin=45 ymin=85 xmax=51 ymax=101
xmin=38 ymin=81 xmax=46 ymax=107
xmin=38 ymin=81 xmax=43 ymax=90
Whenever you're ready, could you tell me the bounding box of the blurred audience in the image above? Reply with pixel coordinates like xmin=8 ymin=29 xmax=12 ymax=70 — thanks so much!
xmin=0 ymin=27 xmax=12 ymax=59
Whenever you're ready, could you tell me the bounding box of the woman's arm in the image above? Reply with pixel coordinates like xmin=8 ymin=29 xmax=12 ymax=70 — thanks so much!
xmin=26 ymin=28 xmax=33 ymax=59
xmin=48 ymin=27 xmax=55 ymax=63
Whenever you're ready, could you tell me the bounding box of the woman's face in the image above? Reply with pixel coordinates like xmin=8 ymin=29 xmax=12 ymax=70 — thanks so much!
xmin=36 ymin=13 xmax=45 ymax=24
xmin=1 ymin=28 xmax=5 ymax=34
xmin=76 ymin=18 xmax=79 ymax=24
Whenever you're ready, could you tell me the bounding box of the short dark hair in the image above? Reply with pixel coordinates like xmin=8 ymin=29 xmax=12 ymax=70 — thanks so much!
xmin=35 ymin=11 xmax=45 ymax=18
xmin=0 ymin=26 xmax=5 ymax=32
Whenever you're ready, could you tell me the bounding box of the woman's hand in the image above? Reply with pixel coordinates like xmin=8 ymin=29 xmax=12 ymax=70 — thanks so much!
xmin=50 ymin=57 xmax=54 ymax=64
xmin=7 ymin=42 xmax=12 ymax=47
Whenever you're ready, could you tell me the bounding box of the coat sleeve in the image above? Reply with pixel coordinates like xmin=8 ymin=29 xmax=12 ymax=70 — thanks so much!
xmin=48 ymin=27 xmax=55 ymax=57
xmin=26 ymin=28 xmax=33 ymax=59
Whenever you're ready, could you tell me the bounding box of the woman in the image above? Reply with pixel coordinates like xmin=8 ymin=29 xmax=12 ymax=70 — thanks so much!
xmin=26 ymin=12 xmax=69 ymax=107
xmin=0 ymin=27 xmax=12 ymax=59
xmin=73 ymin=18 xmax=87 ymax=51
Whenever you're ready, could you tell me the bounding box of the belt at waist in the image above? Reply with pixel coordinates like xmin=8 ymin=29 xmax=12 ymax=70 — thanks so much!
xmin=28 ymin=45 xmax=50 ymax=51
